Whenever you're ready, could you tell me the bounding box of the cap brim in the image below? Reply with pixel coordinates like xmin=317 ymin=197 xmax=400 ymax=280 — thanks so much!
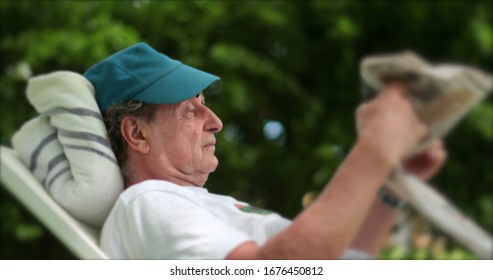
xmin=133 ymin=63 xmax=220 ymax=105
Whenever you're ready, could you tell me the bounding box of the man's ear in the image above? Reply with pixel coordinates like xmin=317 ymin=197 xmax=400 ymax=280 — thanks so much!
xmin=120 ymin=116 xmax=151 ymax=154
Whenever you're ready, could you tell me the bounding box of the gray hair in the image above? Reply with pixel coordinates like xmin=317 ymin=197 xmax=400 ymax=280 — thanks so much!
xmin=104 ymin=101 xmax=158 ymax=181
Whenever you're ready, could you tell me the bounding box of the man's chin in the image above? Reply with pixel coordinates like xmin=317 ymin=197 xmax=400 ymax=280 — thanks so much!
xmin=205 ymin=158 xmax=219 ymax=173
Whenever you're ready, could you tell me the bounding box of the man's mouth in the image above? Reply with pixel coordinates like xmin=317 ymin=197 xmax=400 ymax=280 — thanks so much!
xmin=204 ymin=140 xmax=216 ymax=148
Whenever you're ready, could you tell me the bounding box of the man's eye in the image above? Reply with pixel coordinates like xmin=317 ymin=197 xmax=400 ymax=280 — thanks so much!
xmin=188 ymin=106 xmax=197 ymax=115
xmin=185 ymin=103 xmax=196 ymax=113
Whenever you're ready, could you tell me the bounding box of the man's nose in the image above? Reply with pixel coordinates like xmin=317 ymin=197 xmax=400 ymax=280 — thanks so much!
xmin=205 ymin=107 xmax=223 ymax=133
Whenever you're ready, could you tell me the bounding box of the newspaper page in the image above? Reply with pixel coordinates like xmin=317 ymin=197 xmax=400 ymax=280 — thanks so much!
xmin=361 ymin=51 xmax=493 ymax=156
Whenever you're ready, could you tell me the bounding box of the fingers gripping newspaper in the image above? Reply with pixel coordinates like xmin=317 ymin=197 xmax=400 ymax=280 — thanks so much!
xmin=361 ymin=51 xmax=493 ymax=259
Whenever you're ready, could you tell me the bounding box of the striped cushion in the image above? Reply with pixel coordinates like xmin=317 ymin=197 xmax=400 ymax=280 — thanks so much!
xmin=12 ymin=71 xmax=123 ymax=228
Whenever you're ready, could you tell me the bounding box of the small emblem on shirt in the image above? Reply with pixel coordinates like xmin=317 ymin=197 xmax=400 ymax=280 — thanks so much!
xmin=235 ymin=203 xmax=272 ymax=215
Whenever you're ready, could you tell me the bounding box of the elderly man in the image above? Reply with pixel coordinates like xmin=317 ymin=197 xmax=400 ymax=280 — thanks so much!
xmin=84 ymin=42 xmax=446 ymax=259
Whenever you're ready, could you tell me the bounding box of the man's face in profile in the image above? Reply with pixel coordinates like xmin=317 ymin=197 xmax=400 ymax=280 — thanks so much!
xmin=142 ymin=93 xmax=223 ymax=186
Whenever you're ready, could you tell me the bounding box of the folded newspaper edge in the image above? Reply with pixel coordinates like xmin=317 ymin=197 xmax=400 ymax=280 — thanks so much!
xmin=361 ymin=51 xmax=493 ymax=259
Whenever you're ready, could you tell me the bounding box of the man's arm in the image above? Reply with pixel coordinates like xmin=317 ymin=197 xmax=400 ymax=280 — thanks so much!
xmin=226 ymin=84 xmax=429 ymax=259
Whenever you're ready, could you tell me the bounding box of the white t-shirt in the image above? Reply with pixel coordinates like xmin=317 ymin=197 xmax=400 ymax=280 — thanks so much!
xmin=100 ymin=179 xmax=292 ymax=259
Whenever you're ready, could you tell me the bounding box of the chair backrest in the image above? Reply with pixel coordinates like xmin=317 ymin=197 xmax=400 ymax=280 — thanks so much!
xmin=0 ymin=146 xmax=108 ymax=259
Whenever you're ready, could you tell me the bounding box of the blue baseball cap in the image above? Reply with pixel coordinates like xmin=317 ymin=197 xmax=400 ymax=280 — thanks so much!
xmin=84 ymin=42 xmax=220 ymax=112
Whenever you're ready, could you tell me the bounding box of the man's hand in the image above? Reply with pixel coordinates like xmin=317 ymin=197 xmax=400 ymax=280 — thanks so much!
xmin=403 ymin=139 xmax=447 ymax=181
xmin=356 ymin=83 xmax=428 ymax=165
xmin=356 ymin=83 xmax=447 ymax=181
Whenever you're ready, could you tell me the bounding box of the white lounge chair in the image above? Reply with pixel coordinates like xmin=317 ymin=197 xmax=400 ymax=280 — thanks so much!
xmin=0 ymin=146 xmax=108 ymax=259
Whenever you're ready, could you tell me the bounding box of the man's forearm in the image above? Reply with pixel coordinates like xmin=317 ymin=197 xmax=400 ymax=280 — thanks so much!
xmin=348 ymin=197 xmax=398 ymax=257
xmin=258 ymin=138 xmax=397 ymax=259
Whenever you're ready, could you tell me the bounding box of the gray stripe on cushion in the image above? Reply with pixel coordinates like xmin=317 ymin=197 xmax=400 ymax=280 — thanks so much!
xmin=29 ymin=132 xmax=58 ymax=172
xmin=43 ymin=107 xmax=103 ymax=121
xmin=47 ymin=153 xmax=67 ymax=174
xmin=63 ymin=144 xmax=118 ymax=165
xmin=58 ymin=129 xmax=112 ymax=149
xmin=46 ymin=166 xmax=71 ymax=190
xmin=44 ymin=146 xmax=118 ymax=189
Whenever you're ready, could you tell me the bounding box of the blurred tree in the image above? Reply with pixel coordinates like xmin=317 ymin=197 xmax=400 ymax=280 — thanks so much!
xmin=0 ymin=0 xmax=491 ymax=259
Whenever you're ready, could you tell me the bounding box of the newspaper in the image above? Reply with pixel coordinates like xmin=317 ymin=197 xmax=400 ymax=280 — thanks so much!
xmin=361 ymin=51 xmax=493 ymax=156
xmin=360 ymin=51 xmax=493 ymax=259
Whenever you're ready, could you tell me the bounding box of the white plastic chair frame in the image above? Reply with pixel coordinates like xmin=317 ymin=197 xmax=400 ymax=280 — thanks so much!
xmin=0 ymin=146 xmax=108 ymax=259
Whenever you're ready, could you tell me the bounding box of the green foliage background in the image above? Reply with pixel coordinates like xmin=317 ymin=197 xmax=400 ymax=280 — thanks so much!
xmin=0 ymin=0 xmax=491 ymax=259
